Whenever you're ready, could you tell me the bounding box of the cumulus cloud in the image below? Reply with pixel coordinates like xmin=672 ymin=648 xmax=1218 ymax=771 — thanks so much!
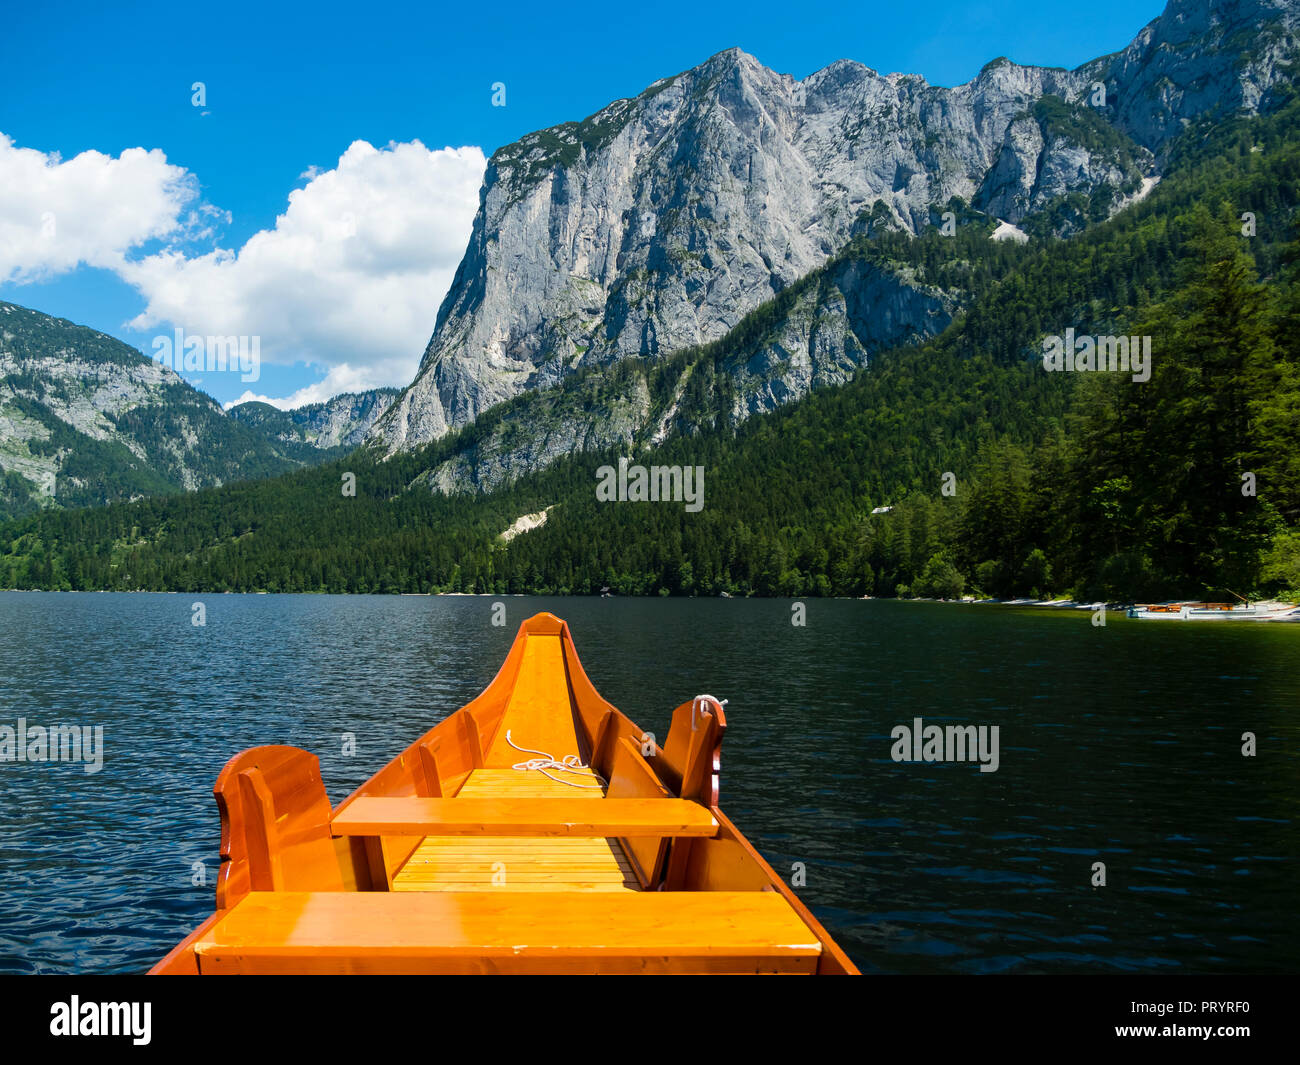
xmin=2 ymin=133 xmax=486 ymax=406
xmin=225 ymin=364 xmax=383 ymax=411
xmin=120 ymin=140 xmax=486 ymax=400
xmin=0 ymin=134 xmax=203 ymax=282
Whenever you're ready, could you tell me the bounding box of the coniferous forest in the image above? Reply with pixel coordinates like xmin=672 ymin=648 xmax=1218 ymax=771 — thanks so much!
xmin=2 ymin=91 xmax=1299 ymax=603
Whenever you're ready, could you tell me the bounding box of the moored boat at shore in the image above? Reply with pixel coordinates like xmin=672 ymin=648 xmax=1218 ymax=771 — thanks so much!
xmin=151 ymin=612 xmax=858 ymax=975
xmin=1126 ymin=600 xmax=1299 ymax=620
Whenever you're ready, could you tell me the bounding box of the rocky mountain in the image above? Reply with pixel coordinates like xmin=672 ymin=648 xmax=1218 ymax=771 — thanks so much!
xmin=369 ymin=0 xmax=1299 ymax=457
xmin=0 ymin=301 xmax=345 ymax=519
xmin=229 ymin=389 xmax=399 ymax=450
xmin=409 ymin=221 xmax=970 ymax=494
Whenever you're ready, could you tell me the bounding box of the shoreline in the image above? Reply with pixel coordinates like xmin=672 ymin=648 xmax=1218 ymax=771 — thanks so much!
xmin=895 ymin=595 xmax=1300 ymax=621
xmin=3 ymin=586 xmax=1298 ymax=619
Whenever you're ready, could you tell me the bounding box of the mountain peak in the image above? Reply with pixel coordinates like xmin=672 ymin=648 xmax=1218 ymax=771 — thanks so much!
xmin=368 ymin=0 xmax=1300 ymax=454
xmin=700 ymin=45 xmax=750 ymax=67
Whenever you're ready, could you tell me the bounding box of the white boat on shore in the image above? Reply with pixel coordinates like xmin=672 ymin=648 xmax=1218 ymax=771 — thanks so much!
xmin=1126 ymin=600 xmax=1300 ymax=621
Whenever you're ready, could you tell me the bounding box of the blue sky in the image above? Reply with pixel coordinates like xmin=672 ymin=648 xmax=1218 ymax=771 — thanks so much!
xmin=0 ymin=0 xmax=1167 ymax=407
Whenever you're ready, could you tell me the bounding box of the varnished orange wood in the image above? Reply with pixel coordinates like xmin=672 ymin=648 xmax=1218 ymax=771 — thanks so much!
xmin=663 ymin=697 xmax=726 ymax=805
xmin=148 ymin=911 xmax=225 ymax=974
xmin=482 ymin=631 xmax=586 ymax=768
xmin=454 ymin=767 xmax=605 ymax=798
xmin=606 ymin=737 xmax=674 ymax=888
xmin=392 ymin=766 xmax=640 ymax=893
xmin=237 ymin=769 xmax=283 ymax=892
xmin=659 ymin=700 xmax=726 ymax=892
xmin=417 ymin=742 xmax=443 ymax=798
xmin=192 ymin=890 xmax=821 ymax=974
xmin=699 ymin=810 xmax=860 ymax=977
xmin=330 ymin=796 xmax=718 ymax=837
xmin=464 ymin=711 xmax=486 ymax=768
xmin=154 ymin=613 xmax=861 ymax=975
xmin=588 ymin=709 xmax=615 ymax=772
xmin=212 ymin=746 xmax=344 ymax=910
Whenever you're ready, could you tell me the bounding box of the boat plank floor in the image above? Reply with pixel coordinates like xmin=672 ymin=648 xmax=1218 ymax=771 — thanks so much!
xmin=392 ymin=767 xmax=641 ymax=893
xmin=456 ymin=768 xmax=605 ymax=796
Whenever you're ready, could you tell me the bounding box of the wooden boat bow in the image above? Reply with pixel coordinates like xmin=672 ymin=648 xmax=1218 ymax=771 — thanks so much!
xmin=151 ymin=612 xmax=859 ymax=975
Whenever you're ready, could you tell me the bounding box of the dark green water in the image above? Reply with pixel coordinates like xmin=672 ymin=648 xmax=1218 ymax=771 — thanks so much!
xmin=0 ymin=592 xmax=1296 ymax=973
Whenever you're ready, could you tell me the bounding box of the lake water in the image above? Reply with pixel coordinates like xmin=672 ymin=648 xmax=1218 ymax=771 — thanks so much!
xmin=0 ymin=592 xmax=1296 ymax=974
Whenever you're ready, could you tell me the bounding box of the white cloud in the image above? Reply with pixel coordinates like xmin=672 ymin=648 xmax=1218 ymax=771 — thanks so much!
xmin=225 ymin=364 xmax=381 ymax=411
xmin=1 ymin=132 xmax=486 ymax=406
xmin=0 ymin=134 xmax=202 ymax=282
xmin=121 ymin=140 xmax=486 ymax=401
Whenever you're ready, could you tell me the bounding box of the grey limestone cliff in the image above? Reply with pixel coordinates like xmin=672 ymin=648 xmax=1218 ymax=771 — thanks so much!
xmin=369 ymin=0 xmax=1298 ymax=467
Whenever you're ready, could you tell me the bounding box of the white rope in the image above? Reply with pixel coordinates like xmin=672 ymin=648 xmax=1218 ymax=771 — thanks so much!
xmin=505 ymin=730 xmax=606 ymax=788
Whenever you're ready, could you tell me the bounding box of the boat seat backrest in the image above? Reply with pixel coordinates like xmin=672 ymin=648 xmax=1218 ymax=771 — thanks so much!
xmin=660 ymin=699 xmax=726 ymax=806
xmin=214 ymin=745 xmax=344 ymax=908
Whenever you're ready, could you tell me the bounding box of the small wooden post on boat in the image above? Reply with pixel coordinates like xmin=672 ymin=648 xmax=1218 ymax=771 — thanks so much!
xmin=151 ymin=613 xmax=859 ymax=975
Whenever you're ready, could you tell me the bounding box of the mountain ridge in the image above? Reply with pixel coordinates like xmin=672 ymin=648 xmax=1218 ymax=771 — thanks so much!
xmin=0 ymin=301 xmax=359 ymax=519
xmin=5 ymin=80 xmax=1296 ymax=601
xmin=368 ymin=0 xmax=1299 ymax=456
xmin=228 ymin=389 xmax=399 ymax=450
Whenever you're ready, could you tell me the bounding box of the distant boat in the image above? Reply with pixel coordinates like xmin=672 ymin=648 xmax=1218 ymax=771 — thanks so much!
xmin=151 ymin=612 xmax=857 ymax=975
xmin=1126 ymin=600 xmax=1299 ymax=620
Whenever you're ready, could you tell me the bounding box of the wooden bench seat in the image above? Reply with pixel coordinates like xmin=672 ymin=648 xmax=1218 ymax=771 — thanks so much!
xmin=331 ymin=796 xmax=718 ymax=838
xmin=192 ymin=890 xmax=822 ymax=974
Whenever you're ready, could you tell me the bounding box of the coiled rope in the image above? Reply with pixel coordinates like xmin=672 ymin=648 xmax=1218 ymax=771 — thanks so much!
xmin=505 ymin=730 xmax=607 ymax=788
